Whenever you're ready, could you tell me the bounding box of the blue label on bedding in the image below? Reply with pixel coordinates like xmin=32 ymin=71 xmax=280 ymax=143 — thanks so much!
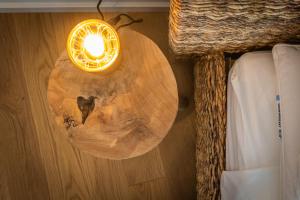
xmin=276 ymin=95 xmax=282 ymax=139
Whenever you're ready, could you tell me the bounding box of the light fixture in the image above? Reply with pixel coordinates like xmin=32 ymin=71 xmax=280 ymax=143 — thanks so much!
xmin=67 ymin=19 xmax=120 ymax=72
xmin=66 ymin=0 xmax=142 ymax=73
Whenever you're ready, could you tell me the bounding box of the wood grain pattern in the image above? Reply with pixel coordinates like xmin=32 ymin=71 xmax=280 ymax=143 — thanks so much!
xmin=0 ymin=15 xmax=50 ymax=200
xmin=0 ymin=13 xmax=196 ymax=200
xmin=48 ymin=29 xmax=178 ymax=159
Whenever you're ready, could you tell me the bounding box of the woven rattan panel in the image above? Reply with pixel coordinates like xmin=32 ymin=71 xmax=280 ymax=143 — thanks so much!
xmin=194 ymin=53 xmax=226 ymax=200
xmin=169 ymin=0 xmax=300 ymax=55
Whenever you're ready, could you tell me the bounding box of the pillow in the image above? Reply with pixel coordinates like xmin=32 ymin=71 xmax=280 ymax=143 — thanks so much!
xmin=226 ymin=51 xmax=280 ymax=170
xmin=272 ymin=44 xmax=300 ymax=200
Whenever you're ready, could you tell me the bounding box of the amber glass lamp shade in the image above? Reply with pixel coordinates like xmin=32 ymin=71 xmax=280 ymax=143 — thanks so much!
xmin=67 ymin=19 xmax=120 ymax=72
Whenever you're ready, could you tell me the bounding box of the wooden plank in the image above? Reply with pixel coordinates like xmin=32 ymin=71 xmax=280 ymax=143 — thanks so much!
xmin=0 ymin=14 xmax=50 ymax=200
xmin=12 ymin=13 xmax=99 ymax=200
xmin=159 ymin=112 xmax=197 ymax=200
xmin=122 ymin=148 xmax=165 ymax=185
xmin=128 ymin=178 xmax=173 ymax=200
xmin=0 ymin=163 xmax=11 ymax=200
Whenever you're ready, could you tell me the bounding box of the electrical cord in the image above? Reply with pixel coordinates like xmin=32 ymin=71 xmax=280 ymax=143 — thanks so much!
xmin=114 ymin=14 xmax=143 ymax=31
xmin=97 ymin=0 xmax=143 ymax=30
xmin=97 ymin=0 xmax=104 ymax=20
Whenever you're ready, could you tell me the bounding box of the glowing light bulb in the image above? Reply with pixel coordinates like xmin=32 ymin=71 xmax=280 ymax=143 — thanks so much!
xmin=67 ymin=19 xmax=120 ymax=72
xmin=83 ymin=34 xmax=105 ymax=57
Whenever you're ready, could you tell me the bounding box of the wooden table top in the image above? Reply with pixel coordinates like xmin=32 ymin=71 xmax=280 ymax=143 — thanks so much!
xmin=47 ymin=29 xmax=178 ymax=159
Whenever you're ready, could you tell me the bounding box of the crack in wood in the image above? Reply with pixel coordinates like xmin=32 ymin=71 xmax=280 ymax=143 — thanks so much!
xmin=77 ymin=96 xmax=97 ymax=124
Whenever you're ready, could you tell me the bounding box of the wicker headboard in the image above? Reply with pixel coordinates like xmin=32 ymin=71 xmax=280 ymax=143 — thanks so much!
xmin=169 ymin=0 xmax=300 ymax=55
xmin=168 ymin=1 xmax=300 ymax=200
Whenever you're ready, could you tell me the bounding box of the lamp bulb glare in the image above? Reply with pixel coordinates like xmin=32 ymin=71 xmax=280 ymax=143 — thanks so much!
xmin=67 ymin=19 xmax=120 ymax=72
xmin=83 ymin=34 xmax=105 ymax=57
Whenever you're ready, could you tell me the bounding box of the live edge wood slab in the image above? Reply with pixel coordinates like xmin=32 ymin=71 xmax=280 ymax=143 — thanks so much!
xmin=47 ymin=29 xmax=178 ymax=160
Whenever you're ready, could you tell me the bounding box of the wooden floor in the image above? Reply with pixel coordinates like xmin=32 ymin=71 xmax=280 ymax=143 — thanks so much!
xmin=0 ymin=13 xmax=196 ymax=200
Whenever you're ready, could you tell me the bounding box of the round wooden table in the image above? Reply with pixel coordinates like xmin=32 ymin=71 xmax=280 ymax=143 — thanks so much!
xmin=47 ymin=29 xmax=178 ymax=159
